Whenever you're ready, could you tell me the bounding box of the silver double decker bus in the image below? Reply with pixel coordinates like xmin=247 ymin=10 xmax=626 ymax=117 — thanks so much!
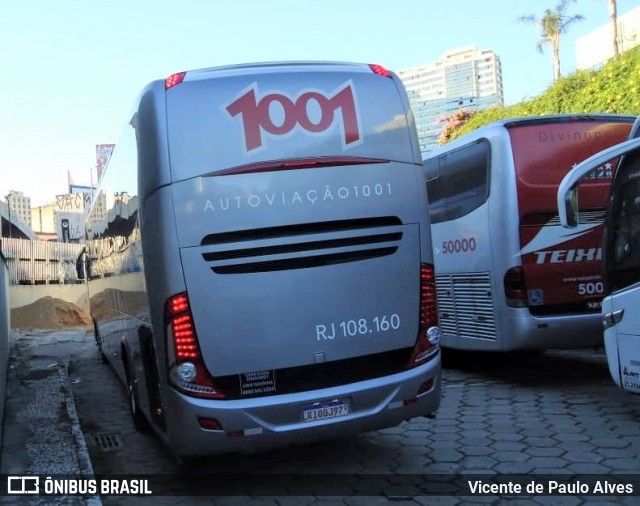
xmin=81 ymin=61 xmax=441 ymax=459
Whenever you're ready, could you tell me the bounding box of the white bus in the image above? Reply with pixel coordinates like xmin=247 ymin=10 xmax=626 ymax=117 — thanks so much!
xmin=80 ymin=61 xmax=441 ymax=459
xmin=423 ymin=114 xmax=635 ymax=352
xmin=558 ymin=117 xmax=640 ymax=392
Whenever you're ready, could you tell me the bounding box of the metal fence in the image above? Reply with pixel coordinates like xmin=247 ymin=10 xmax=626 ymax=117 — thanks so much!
xmin=0 ymin=238 xmax=85 ymax=285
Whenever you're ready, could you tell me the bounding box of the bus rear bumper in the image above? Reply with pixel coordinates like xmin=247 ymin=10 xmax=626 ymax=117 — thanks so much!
xmin=441 ymin=311 xmax=603 ymax=351
xmin=160 ymin=358 xmax=441 ymax=458
xmin=505 ymin=311 xmax=603 ymax=350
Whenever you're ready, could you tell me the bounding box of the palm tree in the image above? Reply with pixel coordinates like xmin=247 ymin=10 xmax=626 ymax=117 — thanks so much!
xmin=519 ymin=0 xmax=584 ymax=82
xmin=607 ymin=0 xmax=620 ymax=57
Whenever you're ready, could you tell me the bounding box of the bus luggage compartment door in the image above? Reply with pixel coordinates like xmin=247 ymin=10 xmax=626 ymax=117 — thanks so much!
xmin=178 ymin=220 xmax=420 ymax=379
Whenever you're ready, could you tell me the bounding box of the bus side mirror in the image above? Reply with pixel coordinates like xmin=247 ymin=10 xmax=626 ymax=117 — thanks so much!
xmin=564 ymin=186 xmax=579 ymax=228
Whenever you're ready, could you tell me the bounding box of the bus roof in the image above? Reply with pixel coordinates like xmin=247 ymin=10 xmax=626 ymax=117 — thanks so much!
xmin=423 ymin=113 xmax=637 ymax=159
xmin=499 ymin=113 xmax=637 ymax=129
xmin=169 ymin=61 xmax=387 ymax=83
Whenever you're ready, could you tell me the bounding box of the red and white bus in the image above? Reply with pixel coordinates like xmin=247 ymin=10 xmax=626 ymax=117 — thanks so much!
xmin=423 ymin=114 xmax=635 ymax=351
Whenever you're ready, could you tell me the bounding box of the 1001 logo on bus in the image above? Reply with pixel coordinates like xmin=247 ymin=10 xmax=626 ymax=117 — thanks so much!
xmin=226 ymin=82 xmax=361 ymax=151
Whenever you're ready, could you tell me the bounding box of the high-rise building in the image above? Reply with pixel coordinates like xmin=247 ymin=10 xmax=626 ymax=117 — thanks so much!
xmin=398 ymin=46 xmax=504 ymax=152
xmin=576 ymin=6 xmax=640 ymax=70
xmin=6 ymin=190 xmax=32 ymax=228
xmin=32 ymin=203 xmax=56 ymax=235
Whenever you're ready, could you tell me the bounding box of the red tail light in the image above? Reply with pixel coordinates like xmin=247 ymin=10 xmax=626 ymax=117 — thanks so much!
xmin=504 ymin=266 xmax=527 ymax=308
xmin=369 ymin=64 xmax=391 ymax=78
xmin=419 ymin=264 xmax=438 ymax=327
xmin=210 ymin=156 xmax=388 ymax=177
xmin=165 ymin=71 xmax=186 ymax=90
xmin=408 ymin=263 xmax=440 ymax=367
xmin=169 ymin=294 xmax=197 ymax=360
xmin=165 ymin=292 xmax=225 ymax=399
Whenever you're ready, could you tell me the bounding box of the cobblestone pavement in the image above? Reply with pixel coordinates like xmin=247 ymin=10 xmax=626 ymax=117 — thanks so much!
xmin=65 ymin=331 xmax=640 ymax=505
xmin=5 ymin=329 xmax=640 ymax=505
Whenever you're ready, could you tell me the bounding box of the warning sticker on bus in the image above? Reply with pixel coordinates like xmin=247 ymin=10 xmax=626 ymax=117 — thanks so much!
xmin=240 ymin=370 xmax=277 ymax=397
xmin=622 ymin=366 xmax=640 ymax=393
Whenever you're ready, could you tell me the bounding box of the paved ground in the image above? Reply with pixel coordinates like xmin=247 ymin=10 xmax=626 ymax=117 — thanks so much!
xmin=2 ymin=328 xmax=640 ymax=505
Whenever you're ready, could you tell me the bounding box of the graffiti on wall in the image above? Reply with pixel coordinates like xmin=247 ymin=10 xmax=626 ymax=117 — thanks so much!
xmin=55 ymin=193 xmax=91 ymax=213
xmin=55 ymin=193 xmax=91 ymax=242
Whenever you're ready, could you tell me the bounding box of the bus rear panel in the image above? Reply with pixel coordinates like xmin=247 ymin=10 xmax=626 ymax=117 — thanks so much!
xmin=87 ymin=62 xmax=441 ymax=458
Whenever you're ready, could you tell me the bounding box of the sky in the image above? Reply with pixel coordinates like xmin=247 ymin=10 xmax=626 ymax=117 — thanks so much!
xmin=0 ymin=0 xmax=637 ymax=206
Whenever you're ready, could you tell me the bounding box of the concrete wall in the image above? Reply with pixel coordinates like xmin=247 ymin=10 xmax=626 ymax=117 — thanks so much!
xmin=7 ymin=273 xmax=147 ymax=313
xmin=9 ymin=283 xmax=89 ymax=311
xmin=0 ymin=251 xmax=10 ymax=446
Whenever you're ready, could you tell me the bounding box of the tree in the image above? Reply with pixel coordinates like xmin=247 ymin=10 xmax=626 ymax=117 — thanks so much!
xmin=607 ymin=0 xmax=620 ymax=57
xmin=519 ymin=0 xmax=584 ymax=82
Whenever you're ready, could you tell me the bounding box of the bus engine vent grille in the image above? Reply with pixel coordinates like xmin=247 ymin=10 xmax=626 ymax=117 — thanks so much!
xmin=436 ymin=272 xmax=496 ymax=341
xmin=200 ymin=217 xmax=403 ymax=274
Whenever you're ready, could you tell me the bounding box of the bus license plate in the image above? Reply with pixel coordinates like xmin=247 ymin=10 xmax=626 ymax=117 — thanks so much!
xmin=302 ymin=399 xmax=349 ymax=422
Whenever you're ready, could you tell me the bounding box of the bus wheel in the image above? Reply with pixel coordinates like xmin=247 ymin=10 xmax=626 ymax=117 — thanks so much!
xmin=93 ymin=318 xmax=107 ymax=363
xmin=124 ymin=359 xmax=150 ymax=432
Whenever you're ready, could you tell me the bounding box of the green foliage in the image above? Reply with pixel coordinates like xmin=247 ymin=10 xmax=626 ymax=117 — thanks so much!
xmin=445 ymin=45 xmax=640 ymax=143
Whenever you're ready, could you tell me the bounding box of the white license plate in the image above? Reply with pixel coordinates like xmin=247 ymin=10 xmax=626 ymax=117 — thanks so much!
xmin=302 ymin=399 xmax=349 ymax=422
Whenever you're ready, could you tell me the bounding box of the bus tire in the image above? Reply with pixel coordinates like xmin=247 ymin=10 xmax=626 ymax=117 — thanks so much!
xmin=440 ymin=348 xmax=467 ymax=368
xmin=123 ymin=356 xmax=150 ymax=432
xmin=93 ymin=318 xmax=107 ymax=363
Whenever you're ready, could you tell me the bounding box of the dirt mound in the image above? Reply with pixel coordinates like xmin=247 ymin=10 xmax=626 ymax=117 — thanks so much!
xmin=11 ymin=296 xmax=92 ymax=330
